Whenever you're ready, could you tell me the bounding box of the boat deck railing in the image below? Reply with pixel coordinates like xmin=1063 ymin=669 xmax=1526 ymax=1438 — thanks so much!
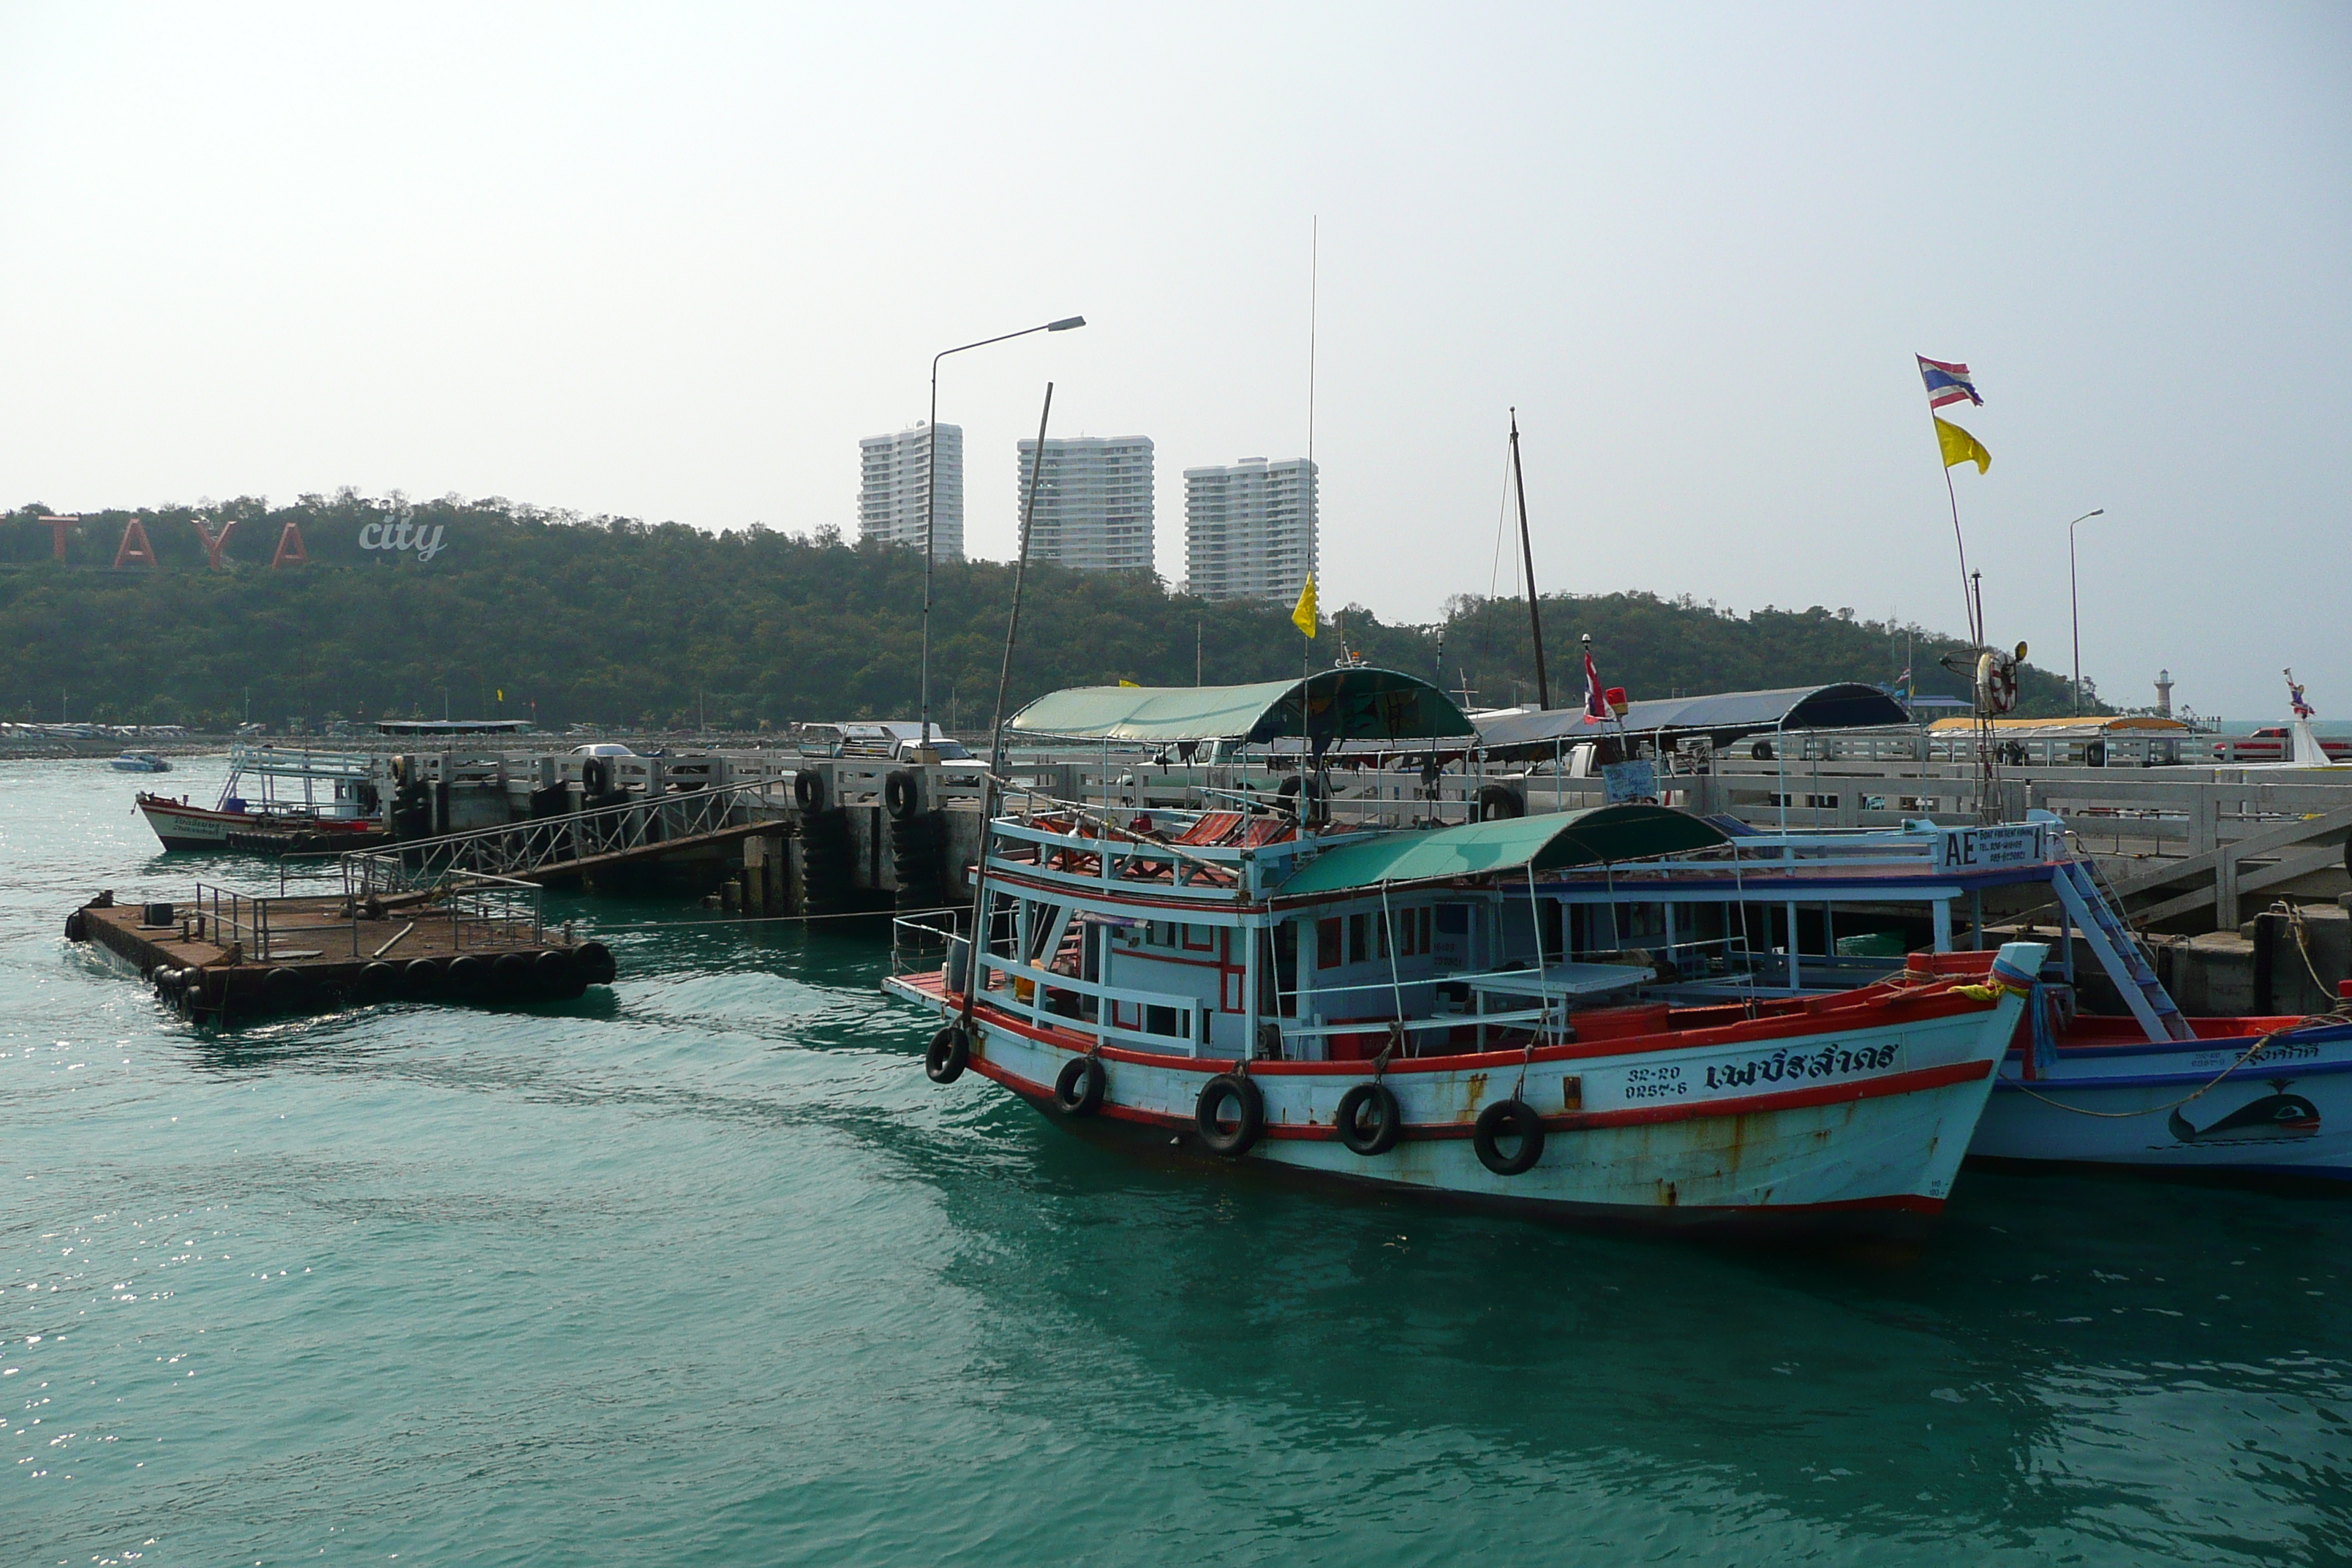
xmin=983 ymin=810 xmax=1379 ymax=903
xmin=189 ymin=873 xmax=541 ymax=962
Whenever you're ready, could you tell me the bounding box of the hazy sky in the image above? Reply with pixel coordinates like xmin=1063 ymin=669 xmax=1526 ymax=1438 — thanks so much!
xmin=3 ymin=4 xmax=2345 ymax=717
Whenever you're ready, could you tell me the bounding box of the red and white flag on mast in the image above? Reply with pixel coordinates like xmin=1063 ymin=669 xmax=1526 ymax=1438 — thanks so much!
xmin=1583 ymin=647 xmax=1607 ymax=725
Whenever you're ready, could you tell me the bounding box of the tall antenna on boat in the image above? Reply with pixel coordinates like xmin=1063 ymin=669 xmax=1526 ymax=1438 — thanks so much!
xmin=1509 ymin=410 xmax=1550 ymax=709
xmin=960 ymin=380 xmax=1055 ymax=1028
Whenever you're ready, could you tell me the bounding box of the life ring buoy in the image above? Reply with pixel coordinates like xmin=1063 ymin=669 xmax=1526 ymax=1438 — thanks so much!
xmin=925 ymin=1024 xmax=970 ymax=1084
xmin=884 ymin=769 xmax=922 ymax=821
xmin=1976 ymin=650 xmax=2021 ymax=715
xmin=794 ymin=769 xmax=829 ymax=814
xmin=1477 ymin=784 xmax=1523 ymax=822
xmin=1195 ymin=1072 xmax=1264 ymax=1156
xmin=1053 ymin=1055 xmax=1106 ymax=1115
xmin=1335 ymin=1082 xmax=1402 ymax=1156
xmin=1473 ymin=1098 xmax=1545 ymax=1175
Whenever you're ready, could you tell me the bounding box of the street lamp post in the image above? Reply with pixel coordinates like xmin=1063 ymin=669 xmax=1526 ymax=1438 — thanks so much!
xmin=921 ymin=315 xmax=1087 ymax=752
xmin=2066 ymin=508 xmax=2105 ymax=717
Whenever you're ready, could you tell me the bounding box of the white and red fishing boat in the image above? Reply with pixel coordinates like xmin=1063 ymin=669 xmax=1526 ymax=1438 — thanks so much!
xmin=138 ymin=744 xmax=386 ymax=851
xmin=886 ymin=672 xmax=2040 ymax=1233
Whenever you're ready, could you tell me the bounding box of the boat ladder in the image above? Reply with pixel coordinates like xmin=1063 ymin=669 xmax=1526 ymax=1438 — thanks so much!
xmin=2051 ymin=858 xmax=2195 ymax=1043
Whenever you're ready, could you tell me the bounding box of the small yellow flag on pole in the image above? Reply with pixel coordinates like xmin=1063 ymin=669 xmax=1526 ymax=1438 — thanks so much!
xmin=1934 ymin=417 xmax=1991 ymax=474
xmin=1118 ymin=679 xmax=1140 ymax=687
xmin=1291 ymin=573 xmax=1319 ymax=638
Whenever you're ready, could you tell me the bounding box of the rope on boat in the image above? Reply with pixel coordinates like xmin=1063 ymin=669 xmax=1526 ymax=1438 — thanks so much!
xmin=1993 ymin=1016 xmax=2334 ymax=1119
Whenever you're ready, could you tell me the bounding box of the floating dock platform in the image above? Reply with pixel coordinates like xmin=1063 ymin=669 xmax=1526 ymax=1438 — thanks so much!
xmin=67 ymin=881 xmax=616 ymax=1025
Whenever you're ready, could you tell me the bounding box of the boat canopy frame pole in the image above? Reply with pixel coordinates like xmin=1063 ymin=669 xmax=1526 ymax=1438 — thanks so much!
xmin=1509 ymin=409 xmax=1550 ymax=710
xmin=960 ymin=382 xmax=1055 ymax=1028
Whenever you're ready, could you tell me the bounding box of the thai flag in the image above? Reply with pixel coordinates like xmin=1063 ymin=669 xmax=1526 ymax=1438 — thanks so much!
xmin=1583 ymin=649 xmax=1607 ymax=724
xmin=1917 ymin=355 xmax=1983 ymax=410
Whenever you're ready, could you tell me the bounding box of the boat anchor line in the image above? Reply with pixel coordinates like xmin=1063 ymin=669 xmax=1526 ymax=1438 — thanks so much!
xmin=1995 ymin=1017 xmax=2339 ymax=1120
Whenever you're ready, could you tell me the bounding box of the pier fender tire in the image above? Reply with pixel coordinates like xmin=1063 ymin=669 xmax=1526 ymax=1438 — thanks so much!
xmin=64 ymin=909 xmax=86 ymax=942
xmin=884 ymin=769 xmax=922 ymax=821
xmin=925 ymin=1025 xmax=971 ymax=1085
xmin=1477 ymin=785 xmax=1523 ymax=822
xmin=402 ymin=958 xmax=444 ymax=998
xmin=446 ymin=954 xmax=489 ymax=995
xmin=357 ymin=961 xmax=400 ymax=1000
xmin=491 ymin=951 xmax=533 ymax=997
xmin=1195 ymin=1073 xmax=1265 ymax=1157
xmin=263 ymin=966 xmax=304 ymax=1009
xmin=1335 ymin=1082 xmax=1403 ymax=1156
xmin=1053 ymin=1055 xmax=1107 ymax=1116
xmin=793 ymin=770 xmax=829 ymax=814
xmin=576 ymin=941 xmax=618 ymax=986
xmin=533 ymin=949 xmax=582 ymax=998
xmin=1473 ymin=1098 xmax=1546 ymax=1177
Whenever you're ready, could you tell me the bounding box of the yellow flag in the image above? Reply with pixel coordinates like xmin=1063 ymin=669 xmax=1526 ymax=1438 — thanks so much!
xmin=1118 ymin=679 xmax=1140 ymax=687
xmin=1934 ymin=417 xmax=1991 ymax=474
xmin=496 ymin=689 xmax=504 ymax=701
xmin=1291 ymin=573 xmax=1318 ymax=638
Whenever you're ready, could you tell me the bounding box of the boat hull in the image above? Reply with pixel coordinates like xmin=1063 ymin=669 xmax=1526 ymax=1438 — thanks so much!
xmin=1972 ymin=1019 xmax=2352 ymax=1178
xmin=135 ymin=794 xmax=383 ymax=852
xmin=890 ymin=974 xmax=2027 ymax=1232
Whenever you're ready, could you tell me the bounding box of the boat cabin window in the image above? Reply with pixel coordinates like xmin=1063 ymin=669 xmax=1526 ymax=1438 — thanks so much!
xmin=1316 ymin=918 xmax=1342 ymax=970
xmin=1394 ymin=905 xmax=1433 ymax=958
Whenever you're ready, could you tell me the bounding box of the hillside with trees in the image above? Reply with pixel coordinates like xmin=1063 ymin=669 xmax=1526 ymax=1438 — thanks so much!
xmin=1 ymin=493 xmax=2089 ymax=731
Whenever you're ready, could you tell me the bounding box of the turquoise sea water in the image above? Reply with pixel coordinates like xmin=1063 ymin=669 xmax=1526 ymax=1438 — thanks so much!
xmin=6 ymin=758 xmax=2351 ymax=1567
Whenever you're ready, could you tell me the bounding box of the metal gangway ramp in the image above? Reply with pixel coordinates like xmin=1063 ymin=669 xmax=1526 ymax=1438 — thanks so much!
xmin=344 ymin=781 xmax=783 ymax=895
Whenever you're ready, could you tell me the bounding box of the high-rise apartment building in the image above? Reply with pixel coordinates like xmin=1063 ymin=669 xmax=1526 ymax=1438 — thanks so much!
xmin=858 ymin=423 xmax=963 ymax=559
xmin=1183 ymin=457 xmax=1318 ymax=603
xmin=1013 ymin=436 xmax=1156 ymax=573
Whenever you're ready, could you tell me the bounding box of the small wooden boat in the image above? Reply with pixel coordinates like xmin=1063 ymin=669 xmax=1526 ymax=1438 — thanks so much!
xmin=886 ymin=671 xmax=2039 ymax=1234
xmin=137 ymin=744 xmax=384 ymax=851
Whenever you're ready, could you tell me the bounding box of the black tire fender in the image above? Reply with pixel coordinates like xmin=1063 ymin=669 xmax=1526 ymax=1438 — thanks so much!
xmin=1335 ymin=1082 xmax=1403 ymax=1156
xmin=576 ymin=941 xmax=617 ymax=985
xmin=446 ymin=954 xmax=489 ymax=994
xmin=1473 ymin=1098 xmax=1546 ymax=1176
xmin=64 ymin=909 xmax=87 ymax=942
xmin=263 ymin=966 xmax=303 ymax=1007
xmin=492 ymin=951 xmax=533 ymax=995
xmin=357 ymin=960 xmax=399 ymax=1000
xmin=534 ymin=949 xmax=582 ymax=997
xmin=1477 ymin=784 xmax=1523 ymax=822
xmin=1195 ymin=1072 xmax=1264 ymax=1156
xmin=884 ymin=769 xmax=921 ymax=821
xmin=925 ymin=1024 xmax=971 ymax=1085
xmin=1053 ymin=1055 xmax=1106 ymax=1116
xmin=793 ymin=769 xmax=828 ymax=814
xmin=403 ymin=957 xmax=443 ymax=998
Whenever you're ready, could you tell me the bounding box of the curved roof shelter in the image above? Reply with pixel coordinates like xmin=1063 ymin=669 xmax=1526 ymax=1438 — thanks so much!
xmin=1475 ymin=682 xmax=1910 ymax=752
xmin=1006 ymin=668 xmax=1475 ymax=745
xmin=1273 ymin=804 xmax=1729 ymax=899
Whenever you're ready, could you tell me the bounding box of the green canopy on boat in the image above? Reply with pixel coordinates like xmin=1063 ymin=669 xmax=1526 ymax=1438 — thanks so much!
xmin=1006 ymin=668 xmax=1474 ymax=745
xmin=1271 ymin=804 xmax=1728 ymax=899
